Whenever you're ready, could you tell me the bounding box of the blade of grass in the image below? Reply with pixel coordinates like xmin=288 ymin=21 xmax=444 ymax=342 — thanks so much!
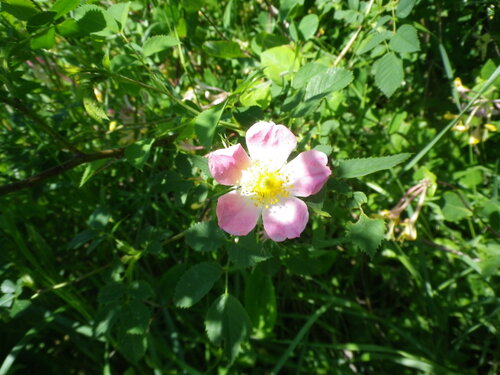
xmin=270 ymin=303 xmax=331 ymax=375
xmin=404 ymin=65 xmax=500 ymax=171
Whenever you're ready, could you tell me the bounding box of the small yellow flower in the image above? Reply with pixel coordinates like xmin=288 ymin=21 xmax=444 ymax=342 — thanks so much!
xmin=485 ymin=123 xmax=497 ymax=132
xmin=452 ymin=121 xmax=468 ymax=132
xmin=454 ymin=77 xmax=469 ymax=93
xmin=443 ymin=112 xmax=458 ymax=120
xmin=93 ymin=87 xmax=103 ymax=103
xmin=468 ymin=135 xmax=480 ymax=145
xmin=109 ymin=121 xmax=118 ymax=132
xmin=398 ymin=219 xmax=417 ymax=242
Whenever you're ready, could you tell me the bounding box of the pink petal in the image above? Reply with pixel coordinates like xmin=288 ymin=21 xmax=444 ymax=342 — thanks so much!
xmin=262 ymin=197 xmax=309 ymax=242
xmin=245 ymin=121 xmax=297 ymax=168
xmin=216 ymin=191 xmax=261 ymax=236
xmin=281 ymin=150 xmax=331 ymax=197
xmin=208 ymin=144 xmax=251 ymax=186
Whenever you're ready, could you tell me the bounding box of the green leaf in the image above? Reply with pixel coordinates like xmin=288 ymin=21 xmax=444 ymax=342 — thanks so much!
xmin=348 ymin=191 xmax=368 ymax=208
xmin=185 ymin=221 xmax=226 ymax=252
xmin=79 ymin=159 xmax=108 ymax=187
xmin=336 ymin=153 xmax=411 ymax=178
xmin=83 ymin=95 xmax=109 ymax=123
xmin=1 ymin=0 xmax=38 ymax=21
xmin=396 ymin=0 xmax=416 ymax=18
xmin=1 ymin=280 xmax=17 ymax=294
xmin=233 ymin=106 xmax=265 ymax=127
xmin=182 ymin=0 xmax=204 ymax=13
xmin=174 ymin=262 xmax=222 ymax=308
xmin=124 ymin=139 xmax=155 ymax=170
xmin=118 ymin=300 xmax=151 ymax=335
xmin=298 ymin=14 xmax=319 ymax=40
xmin=73 ymin=5 xmax=118 ymax=36
xmin=442 ymin=191 xmax=472 ymax=222
xmin=67 ymin=229 xmax=98 ymax=250
xmin=202 ymin=41 xmax=244 ymax=58
xmin=50 ymin=0 xmax=80 ymax=18
xmin=107 ymin=2 xmax=130 ymax=31
xmin=188 ymin=154 xmax=211 ymax=178
xmin=117 ymin=331 xmax=147 ymax=363
xmin=26 ymin=11 xmax=56 ymax=33
xmin=30 ymin=27 xmax=55 ymax=49
xmin=73 ymin=8 xmax=107 ymax=35
xmin=357 ymin=31 xmax=392 ymax=55
xmin=142 ymin=35 xmax=180 ymax=57
xmin=205 ymin=294 xmax=251 ymax=363
xmin=193 ymin=101 xmax=226 ymax=149
xmin=346 ymin=213 xmax=385 ymax=257
xmin=373 ymin=53 xmax=404 ymax=97
xmin=239 ymin=80 xmax=271 ymax=108
xmin=244 ymin=269 xmax=277 ymax=338
xmin=261 ymin=45 xmax=299 ymax=84
xmin=227 ymin=233 xmax=270 ymax=268
xmin=98 ymin=282 xmax=127 ymax=306
xmin=389 ymin=25 xmax=420 ymax=54
xmin=304 ymin=67 xmax=354 ymax=101
xmin=292 ymin=62 xmax=327 ymax=89
xmin=56 ymin=18 xmax=80 ymax=37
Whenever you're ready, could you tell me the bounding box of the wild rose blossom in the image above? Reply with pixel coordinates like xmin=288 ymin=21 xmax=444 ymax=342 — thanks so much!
xmin=208 ymin=121 xmax=331 ymax=242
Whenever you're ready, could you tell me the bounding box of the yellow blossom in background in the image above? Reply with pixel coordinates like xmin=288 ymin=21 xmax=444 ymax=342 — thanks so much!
xmin=451 ymin=121 xmax=468 ymax=132
xmin=485 ymin=123 xmax=497 ymax=132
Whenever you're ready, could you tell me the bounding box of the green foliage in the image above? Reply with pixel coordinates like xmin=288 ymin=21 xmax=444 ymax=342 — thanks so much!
xmin=193 ymin=101 xmax=226 ymax=149
xmin=205 ymin=294 xmax=251 ymax=363
xmin=389 ymin=25 xmax=420 ymax=54
xmin=142 ymin=35 xmax=180 ymax=56
xmin=174 ymin=262 xmax=222 ymax=308
xmin=227 ymin=233 xmax=270 ymax=268
xmin=202 ymin=40 xmax=244 ymax=58
xmin=125 ymin=139 xmax=155 ymax=170
xmin=336 ymin=153 xmax=412 ymax=178
xmin=1 ymin=0 xmax=499 ymax=373
xmin=346 ymin=212 xmax=386 ymax=257
xmin=244 ymin=268 xmax=277 ymax=338
xmin=185 ymin=220 xmax=226 ymax=252
xmin=442 ymin=191 xmax=472 ymax=222
xmin=373 ymin=53 xmax=404 ymax=97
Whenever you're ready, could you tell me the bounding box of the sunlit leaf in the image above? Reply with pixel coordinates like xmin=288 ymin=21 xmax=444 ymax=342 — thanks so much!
xmin=174 ymin=262 xmax=222 ymax=308
xmin=389 ymin=25 xmax=420 ymax=54
xmin=442 ymin=191 xmax=472 ymax=222
xmin=203 ymin=41 xmax=244 ymax=58
xmin=185 ymin=221 xmax=226 ymax=252
xmin=373 ymin=53 xmax=404 ymax=97
xmin=125 ymin=139 xmax=155 ymax=170
xmin=336 ymin=153 xmax=411 ymax=178
xmin=143 ymin=35 xmax=180 ymax=56
xmin=205 ymin=294 xmax=251 ymax=363
xmin=346 ymin=213 xmax=385 ymax=257
xmin=305 ymin=67 xmax=353 ymax=101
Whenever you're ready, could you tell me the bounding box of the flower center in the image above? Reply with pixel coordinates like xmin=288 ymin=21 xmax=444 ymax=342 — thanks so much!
xmin=239 ymin=162 xmax=291 ymax=208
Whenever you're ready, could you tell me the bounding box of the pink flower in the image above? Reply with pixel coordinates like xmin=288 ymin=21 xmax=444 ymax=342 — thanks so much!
xmin=208 ymin=121 xmax=331 ymax=242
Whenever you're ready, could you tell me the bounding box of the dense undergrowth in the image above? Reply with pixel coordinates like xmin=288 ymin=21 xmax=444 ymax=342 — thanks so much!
xmin=0 ymin=0 xmax=499 ymax=374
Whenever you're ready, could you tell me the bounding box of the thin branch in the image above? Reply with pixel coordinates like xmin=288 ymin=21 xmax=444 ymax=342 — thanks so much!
xmin=0 ymin=137 xmax=174 ymax=196
xmin=422 ymin=239 xmax=478 ymax=261
xmin=333 ymin=0 xmax=375 ymax=67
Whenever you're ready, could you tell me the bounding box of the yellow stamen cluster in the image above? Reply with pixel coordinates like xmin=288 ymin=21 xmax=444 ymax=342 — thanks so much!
xmin=239 ymin=162 xmax=291 ymax=208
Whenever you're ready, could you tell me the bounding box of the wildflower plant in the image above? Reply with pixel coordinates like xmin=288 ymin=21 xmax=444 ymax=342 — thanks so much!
xmin=208 ymin=121 xmax=331 ymax=241
xmin=0 ymin=0 xmax=499 ymax=373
